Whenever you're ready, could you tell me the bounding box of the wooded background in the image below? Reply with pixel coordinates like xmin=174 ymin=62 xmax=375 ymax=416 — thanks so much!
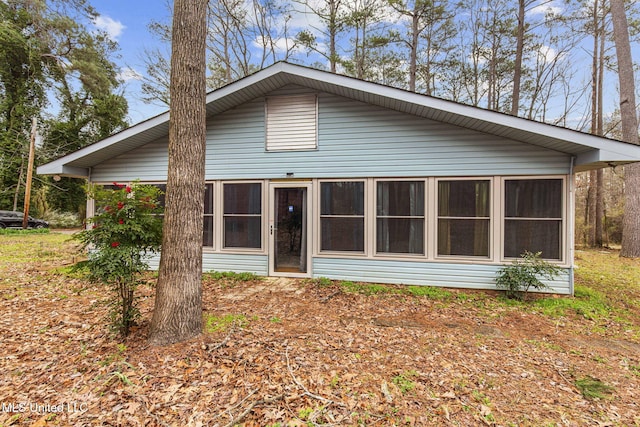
xmin=1 ymin=0 xmax=639 ymax=250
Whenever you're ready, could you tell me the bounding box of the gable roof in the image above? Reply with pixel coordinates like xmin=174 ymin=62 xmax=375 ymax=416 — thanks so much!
xmin=38 ymin=61 xmax=640 ymax=177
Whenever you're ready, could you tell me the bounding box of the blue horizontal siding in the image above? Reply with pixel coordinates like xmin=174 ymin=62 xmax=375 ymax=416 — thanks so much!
xmin=312 ymin=257 xmax=572 ymax=295
xmin=202 ymin=253 xmax=268 ymax=275
xmin=91 ymin=87 xmax=570 ymax=182
xmin=203 ymin=93 xmax=569 ymax=179
xmin=92 ymin=139 xmax=169 ymax=182
xmin=145 ymin=252 xmax=268 ymax=276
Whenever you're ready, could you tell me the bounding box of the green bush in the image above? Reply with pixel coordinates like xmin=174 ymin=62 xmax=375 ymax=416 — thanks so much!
xmin=42 ymin=210 xmax=82 ymax=228
xmin=496 ymin=251 xmax=561 ymax=301
xmin=74 ymin=181 xmax=163 ymax=337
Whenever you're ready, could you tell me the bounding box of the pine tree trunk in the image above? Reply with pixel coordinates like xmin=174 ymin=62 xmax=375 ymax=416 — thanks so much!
xmin=622 ymin=164 xmax=640 ymax=255
xmin=595 ymin=168 xmax=604 ymax=247
xmin=149 ymin=0 xmax=207 ymax=345
xmin=610 ymin=0 xmax=640 ymax=257
xmin=587 ymin=171 xmax=596 ymax=247
xmin=511 ymin=0 xmax=525 ymax=116
xmin=595 ymin=5 xmax=605 ymax=248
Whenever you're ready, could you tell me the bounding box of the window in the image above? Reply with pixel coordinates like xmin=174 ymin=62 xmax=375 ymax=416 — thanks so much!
xmin=147 ymin=184 xmax=166 ymax=221
xmin=203 ymin=183 xmax=214 ymax=247
xmin=504 ymin=178 xmax=563 ymax=260
xmin=376 ymin=181 xmax=424 ymax=254
xmin=320 ymin=181 xmax=364 ymax=252
xmin=223 ymin=183 xmax=262 ymax=249
xmin=266 ymin=95 xmax=318 ymax=151
xmin=438 ymin=180 xmax=490 ymax=257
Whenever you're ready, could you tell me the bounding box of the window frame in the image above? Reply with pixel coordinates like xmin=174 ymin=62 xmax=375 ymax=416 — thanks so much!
xmin=203 ymin=182 xmax=215 ymax=249
xmin=89 ymin=175 xmax=569 ymax=267
xmin=435 ymin=177 xmax=493 ymax=260
xmin=501 ymin=176 xmax=566 ymax=263
xmin=221 ymin=181 xmax=265 ymax=252
xmin=374 ymin=178 xmax=427 ymax=257
xmin=317 ymin=179 xmax=367 ymax=255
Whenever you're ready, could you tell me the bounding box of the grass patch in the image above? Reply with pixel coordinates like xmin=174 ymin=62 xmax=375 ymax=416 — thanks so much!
xmin=336 ymin=280 xmax=457 ymax=300
xmin=0 ymin=233 xmax=78 ymax=268
xmin=203 ymin=271 xmax=260 ymax=283
xmin=339 ymin=280 xmax=405 ymax=295
xmin=575 ymin=250 xmax=640 ymax=309
xmin=406 ymin=285 xmax=453 ymax=300
xmin=0 ymin=228 xmax=50 ymax=235
xmin=392 ymin=370 xmax=418 ymax=394
xmin=203 ymin=313 xmax=250 ymax=333
xmin=534 ymin=285 xmax=611 ymax=320
xmin=53 ymin=260 xmax=91 ymax=279
xmin=574 ymin=376 xmax=614 ymax=400
xmin=527 ymin=250 xmax=640 ymax=335
xmin=311 ymin=277 xmax=333 ymax=287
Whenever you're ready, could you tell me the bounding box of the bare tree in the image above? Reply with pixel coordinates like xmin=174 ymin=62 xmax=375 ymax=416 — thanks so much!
xmin=296 ymin=0 xmax=346 ymax=73
xmin=610 ymin=0 xmax=640 ymax=257
xmin=511 ymin=0 xmax=526 ymax=116
xmin=341 ymin=0 xmax=394 ymax=80
xmin=388 ymin=0 xmax=453 ymax=93
xmin=148 ymin=0 xmax=208 ymax=345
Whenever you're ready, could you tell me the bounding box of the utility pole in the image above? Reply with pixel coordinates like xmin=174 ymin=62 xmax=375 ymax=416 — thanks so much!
xmin=22 ymin=118 xmax=37 ymax=229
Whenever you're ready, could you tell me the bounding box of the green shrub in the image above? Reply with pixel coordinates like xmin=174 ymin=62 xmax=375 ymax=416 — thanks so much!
xmin=42 ymin=210 xmax=82 ymax=228
xmin=496 ymin=251 xmax=561 ymax=301
xmin=74 ymin=181 xmax=163 ymax=337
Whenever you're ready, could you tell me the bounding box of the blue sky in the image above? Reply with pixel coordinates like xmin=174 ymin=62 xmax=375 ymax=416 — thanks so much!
xmin=88 ymin=1 xmax=637 ymax=132
xmin=91 ymin=1 xmax=171 ymax=123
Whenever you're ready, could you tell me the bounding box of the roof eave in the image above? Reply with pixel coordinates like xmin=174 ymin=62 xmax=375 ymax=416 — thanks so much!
xmin=36 ymin=163 xmax=89 ymax=178
xmin=574 ymin=147 xmax=640 ymax=172
xmin=36 ymin=62 xmax=640 ymax=177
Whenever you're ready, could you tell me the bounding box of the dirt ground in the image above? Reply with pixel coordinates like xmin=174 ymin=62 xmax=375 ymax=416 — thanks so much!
xmin=1 ymin=234 xmax=639 ymax=426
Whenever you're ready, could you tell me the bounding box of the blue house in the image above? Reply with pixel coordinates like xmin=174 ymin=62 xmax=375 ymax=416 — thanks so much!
xmin=38 ymin=62 xmax=640 ymax=294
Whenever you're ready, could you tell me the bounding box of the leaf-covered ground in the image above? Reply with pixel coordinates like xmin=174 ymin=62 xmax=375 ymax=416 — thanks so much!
xmin=1 ymin=233 xmax=639 ymax=426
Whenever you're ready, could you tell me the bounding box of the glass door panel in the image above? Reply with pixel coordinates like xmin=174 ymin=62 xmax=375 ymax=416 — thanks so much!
xmin=274 ymin=187 xmax=307 ymax=273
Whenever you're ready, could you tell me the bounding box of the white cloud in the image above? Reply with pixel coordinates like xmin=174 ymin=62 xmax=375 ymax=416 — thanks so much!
xmin=538 ymin=45 xmax=559 ymax=64
xmin=93 ymin=15 xmax=125 ymax=40
xmin=252 ymin=36 xmax=306 ymax=56
xmin=527 ymin=1 xmax=563 ymax=18
xmin=117 ymin=67 xmax=143 ymax=82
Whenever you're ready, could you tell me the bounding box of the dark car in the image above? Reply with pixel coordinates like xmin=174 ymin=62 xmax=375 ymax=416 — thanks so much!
xmin=0 ymin=210 xmax=49 ymax=229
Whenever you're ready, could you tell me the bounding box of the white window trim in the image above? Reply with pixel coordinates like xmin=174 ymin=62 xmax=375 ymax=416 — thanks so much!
xmin=315 ymin=178 xmax=368 ymax=257
xmin=219 ymin=180 xmax=266 ymax=254
xmin=203 ymin=182 xmax=215 ymax=250
xmin=500 ymin=175 xmax=568 ymax=265
xmin=90 ymin=175 xmax=570 ymax=268
xmin=373 ymin=178 xmax=428 ymax=258
xmin=434 ymin=177 xmax=494 ymax=261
